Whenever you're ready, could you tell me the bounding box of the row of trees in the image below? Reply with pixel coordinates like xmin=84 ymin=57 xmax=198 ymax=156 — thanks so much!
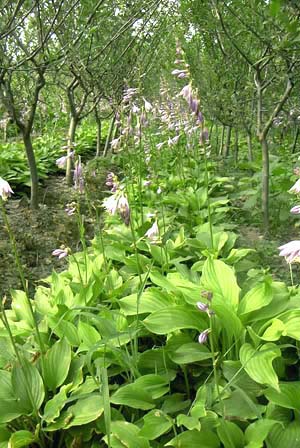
xmin=180 ymin=0 xmax=300 ymax=229
xmin=0 ymin=0 xmax=174 ymax=207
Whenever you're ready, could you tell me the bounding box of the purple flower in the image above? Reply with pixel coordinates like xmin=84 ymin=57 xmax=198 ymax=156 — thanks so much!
xmin=177 ymin=72 xmax=188 ymax=79
xmin=73 ymin=157 xmax=84 ymax=193
xmin=52 ymin=247 xmax=69 ymax=259
xmin=196 ymin=302 xmax=209 ymax=313
xmin=118 ymin=193 xmax=130 ymax=226
xmin=143 ymin=180 xmax=152 ymax=187
xmin=289 ymin=179 xmax=300 ymax=194
xmin=278 ymin=240 xmax=300 ymax=263
xmin=103 ymin=193 xmax=119 ymax=215
xmin=65 ymin=202 xmax=76 ymax=216
xmin=178 ymin=84 xmax=192 ymax=101
xmin=198 ymin=329 xmax=211 ymax=344
xmin=56 ymin=151 xmax=74 ymax=168
xmin=291 ymin=205 xmax=300 ymax=214
xmin=0 ymin=177 xmax=14 ymax=201
xmin=110 ymin=138 xmax=121 ymax=150
xmin=144 ymin=98 xmax=152 ymax=112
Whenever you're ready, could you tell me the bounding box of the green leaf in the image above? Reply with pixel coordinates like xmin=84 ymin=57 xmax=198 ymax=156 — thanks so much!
xmin=177 ymin=414 xmax=200 ymax=430
xmin=11 ymin=290 xmax=35 ymax=328
xmin=44 ymin=338 xmax=71 ymax=391
xmin=244 ymin=419 xmax=280 ymax=448
xmin=0 ymin=400 xmax=23 ymax=423
xmin=240 ymin=343 xmax=280 ymax=389
xmin=239 ymin=281 xmax=273 ymax=316
xmin=11 ymin=359 xmax=45 ymax=413
xmin=111 ymin=384 xmax=155 ymax=410
xmin=165 ymin=429 xmax=220 ymax=447
xmin=201 ymin=259 xmax=240 ymax=311
xmin=42 ymin=384 xmax=72 ymax=423
xmin=134 ymin=374 xmax=169 ymax=399
xmin=143 ymin=306 xmax=205 ymax=334
xmin=217 ymin=420 xmax=244 ymax=448
xmin=168 ymin=342 xmax=212 ymax=364
xmin=139 ymin=409 xmax=173 ymax=440
xmin=46 ymin=394 xmax=103 ymax=430
xmin=78 ymin=321 xmax=101 ymax=349
xmin=0 ymin=370 xmax=14 ymax=399
xmin=267 ymin=420 xmax=300 ymax=448
xmin=8 ymin=430 xmax=35 ymax=448
xmin=110 ymin=421 xmax=150 ymax=448
xmin=265 ymin=382 xmax=300 ymax=410
xmin=119 ymin=288 xmax=174 ymax=316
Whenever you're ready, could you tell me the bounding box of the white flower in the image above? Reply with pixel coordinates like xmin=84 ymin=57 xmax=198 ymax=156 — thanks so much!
xmin=145 ymin=220 xmax=159 ymax=242
xmin=144 ymin=98 xmax=152 ymax=112
xmin=0 ymin=177 xmax=14 ymax=201
xmin=278 ymin=240 xmax=300 ymax=263
xmin=56 ymin=151 xmax=74 ymax=168
xmin=289 ymin=179 xmax=300 ymax=194
xmin=103 ymin=194 xmax=119 ymax=215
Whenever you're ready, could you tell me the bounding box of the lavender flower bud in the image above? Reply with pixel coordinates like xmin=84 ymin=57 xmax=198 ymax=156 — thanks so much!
xmin=198 ymin=329 xmax=211 ymax=344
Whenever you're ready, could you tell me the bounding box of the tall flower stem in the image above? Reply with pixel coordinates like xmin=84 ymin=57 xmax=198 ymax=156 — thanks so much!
xmin=203 ymin=144 xmax=214 ymax=251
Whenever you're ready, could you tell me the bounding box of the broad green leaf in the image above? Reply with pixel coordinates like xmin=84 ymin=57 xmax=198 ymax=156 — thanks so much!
xmin=168 ymin=342 xmax=212 ymax=364
xmin=78 ymin=321 xmax=101 ymax=349
xmin=119 ymin=288 xmax=174 ymax=316
xmin=111 ymin=384 xmax=155 ymax=410
xmin=8 ymin=430 xmax=35 ymax=448
xmin=201 ymin=259 xmax=240 ymax=311
xmin=213 ymin=303 xmax=243 ymax=341
xmin=0 ymin=370 xmax=14 ymax=399
xmin=109 ymin=421 xmax=150 ymax=448
xmin=239 ymin=282 xmax=273 ymax=316
xmin=11 ymin=290 xmax=34 ymax=327
xmin=177 ymin=414 xmax=200 ymax=430
xmin=166 ymin=429 xmax=220 ymax=447
xmin=42 ymin=384 xmax=72 ymax=423
xmin=217 ymin=420 xmax=244 ymax=448
xmin=44 ymin=338 xmax=71 ymax=391
xmin=279 ymin=310 xmax=300 ymax=340
xmin=267 ymin=420 xmax=300 ymax=448
xmin=240 ymin=343 xmax=280 ymax=390
xmin=48 ymin=317 xmax=80 ymax=346
xmin=0 ymin=400 xmax=23 ymax=423
xmin=143 ymin=306 xmax=206 ymax=334
xmin=46 ymin=394 xmax=103 ymax=430
xmin=214 ymin=389 xmax=264 ymax=420
xmin=11 ymin=359 xmax=45 ymax=413
xmin=244 ymin=419 xmax=280 ymax=448
xmin=139 ymin=409 xmax=173 ymax=440
xmin=162 ymin=394 xmax=191 ymax=414
xmin=261 ymin=319 xmax=286 ymax=341
xmin=265 ymin=382 xmax=300 ymax=410
xmin=134 ymin=374 xmax=169 ymax=399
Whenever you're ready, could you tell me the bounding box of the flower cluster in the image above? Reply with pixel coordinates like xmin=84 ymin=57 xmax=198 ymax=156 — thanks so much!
xmin=196 ymin=291 xmax=213 ymax=344
xmin=56 ymin=151 xmax=74 ymax=168
xmin=73 ymin=157 xmax=84 ymax=193
xmin=103 ymin=191 xmax=130 ymax=226
xmin=52 ymin=245 xmax=69 ymax=259
xmin=106 ymin=172 xmax=119 ymax=192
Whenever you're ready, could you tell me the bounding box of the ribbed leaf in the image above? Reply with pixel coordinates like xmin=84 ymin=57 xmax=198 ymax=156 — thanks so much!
xmin=245 ymin=419 xmax=280 ymax=448
xmin=139 ymin=410 xmax=173 ymax=440
xmin=11 ymin=359 xmax=45 ymax=413
xmin=265 ymin=382 xmax=300 ymax=410
xmin=8 ymin=430 xmax=35 ymax=448
xmin=143 ymin=306 xmax=205 ymax=334
xmin=44 ymin=338 xmax=71 ymax=391
xmin=111 ymin=384 xmax=155 ymax=410
xmin=239 ymin=282 xmax=273 ymax=316
xmin=240 ymin=343 xmax=280 ymax=389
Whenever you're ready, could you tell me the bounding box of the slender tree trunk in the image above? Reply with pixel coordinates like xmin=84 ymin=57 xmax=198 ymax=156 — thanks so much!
xmin=223 ymin=125 xmax=231 ymax=158
xmin=95 ymin=111 xmax=102 ymax=157
xmin=246 ymin=131 xmax=253 ymax=162
xmin=66 ymin=115 xmax=77 ymax=186
xmin=260 ymin=135 xmax=269 ymax=231
xmin=215 ymin=123 xmax=219 ymax=153
xmin=234 ymin=128 xmax=239 ymax=165
xmin=103 ymin=115 xmax=116 ymax=157
xmin=292 ymin=126 xmax=299 ymax=154
xmin=219 ymin=125 xmax=225 ymax=156
xmin=23 ymin=132 xmax=39 ymax=209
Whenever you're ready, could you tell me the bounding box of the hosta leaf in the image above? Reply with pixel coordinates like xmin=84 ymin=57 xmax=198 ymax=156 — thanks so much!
xmin=245 ymin=419 xmax=280 ymax=448
xmin=46 ymin=394 xmax=103 ymax=430
xmin=265 ymin=382 xmax=300 ymax=410
xmin=139 ymin=409 xmax=173 ymax=439
xmin=0 ymin=370 xmax=14 ymax=399
xmin=217 ymin=420 xmax=244 ymax=448
xmin=11 ymin=359 xmax=45 ymax=413
xmin=44 ymin=338 xmax=71 ymax=391
xmin=239 ymin=281 xmax=273 ymax=316
xmin=165 ymin=429 xmax=220 ymax=447
xmin=11 ymin=290 xmax=35 ymax=327
xmin=201 ymin=259 xmax=240 ymax=311
xmin=177 ymin=414 xmax=201 ymax=431
xmin=119 ymin=288 xmax=174 ymax=316
xmin=134 ymin=374 xmax=169 ymax=399
xmin=143 ymin=306 xmax=205 ymax=334
xmin=42 ymin=384 xmax=72 ymax=423
xmin=8 ymin=430 xmax=35 ymax=448
xmin=168 ymin=342 xmax=212 ymax=364
xmin=0 ymin=400 xmax=23 ymax=423
xmin=267 ymin=420 xmax=300 ymax=448
xmin=240 ymin=343 xmax=280 ymax=390
xmin=111 ymin=384 xmax=155 ymax=410
xmin=109 ymin=421 xmax=150 ymax=448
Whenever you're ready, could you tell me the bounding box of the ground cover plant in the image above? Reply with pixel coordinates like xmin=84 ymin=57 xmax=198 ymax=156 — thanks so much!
xmin=1 ymin=1 xmax=300 ymax=448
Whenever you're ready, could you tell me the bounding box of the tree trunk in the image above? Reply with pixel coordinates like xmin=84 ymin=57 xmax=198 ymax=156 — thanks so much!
xmin=95 ymin=113 xmax=102 ymax=157
xmin=234 ymin=128 xmax=239 ymax=165
xmin=223 ymin=125 xmax=231 ymax=158
xmin=246 ymin=131 xmax=253 ymax=162
xmin=219 ymin=125 xmax=225 ymax=156
xmin=23 ymin=132 xmax=39 ymax=209
xmin=66 ymin=115 xmax=77 ymax=186
xmin=103 ymin=115 xmax=116 ymax=157
xmin=292 ymin=126 xmax=299 ymax=154
xmin=215 ymin=123 xmax=219 ymax=153
xmin=260 ymin=135 xmax=269 ymax=232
